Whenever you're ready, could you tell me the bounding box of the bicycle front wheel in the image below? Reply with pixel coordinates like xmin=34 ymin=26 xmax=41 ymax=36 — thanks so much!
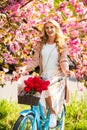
xmin=13 ymin=113 xmax=38 ymax=130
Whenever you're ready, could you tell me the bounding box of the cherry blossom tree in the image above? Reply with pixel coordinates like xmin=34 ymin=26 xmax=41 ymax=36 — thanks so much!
xmin=0 ymin=0 xmax=87 ymax=87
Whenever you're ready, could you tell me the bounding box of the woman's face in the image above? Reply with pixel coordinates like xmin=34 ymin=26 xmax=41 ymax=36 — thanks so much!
xmin=44 ymin=22 xmax=56 ymax=37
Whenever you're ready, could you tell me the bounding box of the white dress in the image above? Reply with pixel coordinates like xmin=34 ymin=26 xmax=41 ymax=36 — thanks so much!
xmin=18 ymin=43 xmax=65 ymax=116
xmin=40 ymin=43 xmax=65 ymax=115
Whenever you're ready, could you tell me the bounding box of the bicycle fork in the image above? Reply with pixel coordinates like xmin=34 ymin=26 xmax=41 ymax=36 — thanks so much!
xmin=19 ymin=106 xmax=42 ymax=130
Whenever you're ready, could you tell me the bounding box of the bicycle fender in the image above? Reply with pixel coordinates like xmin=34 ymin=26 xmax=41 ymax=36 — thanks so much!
xmin=20 ymin=110 xmax=34 ymax=116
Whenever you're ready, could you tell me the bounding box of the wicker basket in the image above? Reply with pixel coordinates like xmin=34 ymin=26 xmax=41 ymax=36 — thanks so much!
xmin=18 ymin=94 xmax=40 ymax=106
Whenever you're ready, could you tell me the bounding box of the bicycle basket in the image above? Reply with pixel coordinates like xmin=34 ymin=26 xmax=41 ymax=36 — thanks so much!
xmin=18 ymin=94 xmax=40 ymax=106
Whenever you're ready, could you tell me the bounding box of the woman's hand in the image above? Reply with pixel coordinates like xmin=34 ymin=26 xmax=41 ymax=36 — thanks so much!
xmin=11 ymin=66 xmax=29 ymax=82
xmin=63 ymin=70 xmax=75 ymax=78
xmin=69 ymin=71 xmax=75 ymax=78
xmin=16 ymin=66 xmax=28 ymax=75
xmin=11 ymin=71 xmax=20 ymax=82
xmin=65 ymin=70 xmax=75 ymax=78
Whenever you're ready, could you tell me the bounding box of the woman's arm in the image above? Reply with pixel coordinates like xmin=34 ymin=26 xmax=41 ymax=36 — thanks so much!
xmin=59 ymin=44 xmax=69 ymax=76
xmin=17 ymin=42 xmax=41 ymax=74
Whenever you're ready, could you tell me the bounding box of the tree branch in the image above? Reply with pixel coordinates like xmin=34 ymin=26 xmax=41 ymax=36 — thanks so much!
xmin=20 ymin=0 xmax=33 ymax=9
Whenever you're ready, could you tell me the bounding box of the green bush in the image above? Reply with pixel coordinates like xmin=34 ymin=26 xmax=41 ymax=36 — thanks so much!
xmin=0 ymin=100 xmax=8 ymax=119
xmin=0 ymin=100 xmax=29 ymax=130
xmin=65 ymin=93 xmax=87 ymax=130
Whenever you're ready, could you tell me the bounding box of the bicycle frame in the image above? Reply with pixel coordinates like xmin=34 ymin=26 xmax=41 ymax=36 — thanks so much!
xmin=19 ymin=101 xmax=65 ymax=130
xmin=13 ymin=76 xmax=67 ymax=130
xmin=19 ymin=102 xmax=50 ymax=130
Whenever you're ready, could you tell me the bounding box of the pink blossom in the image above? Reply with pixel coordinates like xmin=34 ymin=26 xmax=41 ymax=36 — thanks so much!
xmin=8 ymin=0 xmax=16 ymax=4
xmin=9 ymin=42 xmax=20 ymax=53
xmin=83 ymin=60 xmax=87 ymax=66
xmin=36 ymin=3 xmax=50 ymax=16
xmin=69 ymin=0 xmax=77 ymax=5
xmin=2 ymin=53 xmax=10 ymax=57
xmin=2 ymin=53 xmax=17 ymax=64
xmin=5 ymin=3 xmax=20 ymax=16
xmin=68 ymin=38 xmax=81 ymax=46
xmin=78 ymin=21 xmax=87 ymax=30
xmin=85 ymin=13 xmax=87 ymax=19
xmin=82 ymin=41 xmax=87 ymax=47
xmin=59 ymin=1 xmax=68 ymax=11
xmin=67 ymin=20 xmax=79 ymax=28
xmin=19 ymin=0 xmax=26 ymax=4
xmin=52 ymin=11 xmax=62 ymax=23
xmin=75 ymin=2 xmax=86 ymax=14
xmin=5 ymin=57 xmax=17 ymax=64
xmin=48 ymin=1 xmax=54 ymax=8
xmin=83 ymin=27 xmax=87 ymax=32
xmin=83 ymin=0 xmax=87 ymax=4
xmin=61 ymin=23 xmax=68 ymax=34
xmin=71 ymin=47 xmax=82 ymax=55
xmin=71 ymin=30 xmax=79 ymax=37
xmin=63 ymin=8 xmax=73 ymax=18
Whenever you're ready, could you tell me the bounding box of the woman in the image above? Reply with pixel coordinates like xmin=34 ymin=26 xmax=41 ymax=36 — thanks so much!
xmin=17 ymin=19 xmax=70 ymax=128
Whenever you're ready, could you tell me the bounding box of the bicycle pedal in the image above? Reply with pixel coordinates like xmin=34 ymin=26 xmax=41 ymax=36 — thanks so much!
xmin=56 ymin=120 xmax=61 ymax=126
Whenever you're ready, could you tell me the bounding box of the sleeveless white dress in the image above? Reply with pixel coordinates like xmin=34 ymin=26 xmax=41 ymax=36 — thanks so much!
xmin=40 ymin=43 xmax=65 ymax=115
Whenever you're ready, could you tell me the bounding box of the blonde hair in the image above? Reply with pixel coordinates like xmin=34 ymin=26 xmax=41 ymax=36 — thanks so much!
xmin=41 ymin=19 xmax=65 ymax=53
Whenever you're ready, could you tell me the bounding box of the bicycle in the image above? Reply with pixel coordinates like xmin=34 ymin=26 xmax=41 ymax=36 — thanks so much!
xmin=13 ymin=78 xmax=66 ymax=130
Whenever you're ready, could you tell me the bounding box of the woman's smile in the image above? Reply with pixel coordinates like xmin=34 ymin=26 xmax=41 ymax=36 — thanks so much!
xmin=45 ymin=22 xmax=56 ymax=37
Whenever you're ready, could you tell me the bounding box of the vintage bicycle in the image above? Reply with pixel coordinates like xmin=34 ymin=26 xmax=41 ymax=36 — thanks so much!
xmin=13 ymin=77 xmax=66 ymax=130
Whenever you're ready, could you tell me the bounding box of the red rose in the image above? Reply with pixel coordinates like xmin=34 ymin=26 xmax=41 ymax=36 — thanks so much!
xmin=24 ymin=86 xmax=31 ymax=92
xmin=42 ymin=80 xmax=50 ymax=91
xmin=24 ymin=77 xmax=34 ymax=89
xmin=24 ymin=76 xmax=50 ymax=94
xmin=34 ymin=77 xmax=50 ymax=93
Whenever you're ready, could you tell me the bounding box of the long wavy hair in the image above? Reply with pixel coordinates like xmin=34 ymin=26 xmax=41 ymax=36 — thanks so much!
xmin=40 ymin=19 xmax=65 ymax=53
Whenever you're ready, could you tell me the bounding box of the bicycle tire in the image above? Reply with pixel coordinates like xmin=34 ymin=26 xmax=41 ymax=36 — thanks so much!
xmin=13 ymin=113 xmax=38 ymax=130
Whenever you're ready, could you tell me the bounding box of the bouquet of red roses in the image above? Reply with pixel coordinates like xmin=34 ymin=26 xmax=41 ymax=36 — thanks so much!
xmin=24 ymin=76 xmax=50 ymax=96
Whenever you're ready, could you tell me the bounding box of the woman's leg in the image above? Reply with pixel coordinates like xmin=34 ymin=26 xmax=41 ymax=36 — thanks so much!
xmin=45 ymin=96 xmax=57 ymax=128
xmin=45 ymin=96 xmax=56 ymax=114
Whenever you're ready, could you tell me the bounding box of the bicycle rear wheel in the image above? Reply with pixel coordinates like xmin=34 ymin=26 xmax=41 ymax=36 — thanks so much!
xmin=13 ymin=113 xmax=38 ymax=130
xmin=57 ymin=105 xmax=65 ymax=130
